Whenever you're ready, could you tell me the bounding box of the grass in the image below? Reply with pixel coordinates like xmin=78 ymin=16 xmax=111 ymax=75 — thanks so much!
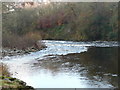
xmin=0 ymin=63 xmax=34 ymax=89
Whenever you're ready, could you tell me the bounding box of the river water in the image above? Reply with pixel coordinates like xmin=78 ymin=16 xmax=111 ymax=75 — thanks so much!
xmin=2 ymin=40 xmax=119 ymax=88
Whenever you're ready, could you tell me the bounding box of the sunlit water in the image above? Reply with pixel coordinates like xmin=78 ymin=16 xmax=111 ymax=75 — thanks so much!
xmin=2 ymin=40 xmax=119 ymax=88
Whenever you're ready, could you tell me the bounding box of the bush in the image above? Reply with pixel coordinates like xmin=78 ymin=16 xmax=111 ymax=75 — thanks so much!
xmin=0 ymin=63 xmax=10 ymax=77
xmin=2 ymin=31 xmax=42 ymax=50
xmin=107 ymin=32 xmax=118 ymax=40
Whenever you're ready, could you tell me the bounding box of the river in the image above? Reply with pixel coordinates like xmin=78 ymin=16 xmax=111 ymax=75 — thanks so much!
xmin=2 ymin=40 xmax=119 ymax=88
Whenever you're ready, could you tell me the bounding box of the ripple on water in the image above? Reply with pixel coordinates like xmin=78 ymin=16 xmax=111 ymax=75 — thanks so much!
xmin=2 ymin=40 xmax=118 ymax=88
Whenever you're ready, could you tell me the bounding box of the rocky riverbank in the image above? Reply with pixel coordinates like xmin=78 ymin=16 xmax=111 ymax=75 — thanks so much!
xmin=2 ymin=42 xmax=47 ymax=58
xmin=1 ymin=76 xmax=34 ymax=89
xmin=1 ymin=41 xmax=46 ymax=89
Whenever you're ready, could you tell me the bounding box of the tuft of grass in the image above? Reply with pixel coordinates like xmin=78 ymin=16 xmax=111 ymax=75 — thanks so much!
xmin=0 ymin=63 xmax=10 ymax=77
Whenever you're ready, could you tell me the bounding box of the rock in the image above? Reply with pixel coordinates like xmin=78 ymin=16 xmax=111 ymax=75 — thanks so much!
xmin=9 ymin=77 xmax=16 ymax=81
xmin=19 ymin=80 xmax=26 ymax=85
xmin=4 ymin=78 xmax=11 ymax=82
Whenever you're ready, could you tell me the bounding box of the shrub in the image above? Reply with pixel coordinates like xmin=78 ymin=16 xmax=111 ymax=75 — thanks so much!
xmin=0 ymin=63 xmax=10 ymax=77
xmin=2 ymin=31 xmax=42 ymax=50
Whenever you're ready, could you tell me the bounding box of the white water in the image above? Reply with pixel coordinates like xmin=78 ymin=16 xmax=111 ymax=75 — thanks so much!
xmin=2 ymin=40 xmax=118 ymax=88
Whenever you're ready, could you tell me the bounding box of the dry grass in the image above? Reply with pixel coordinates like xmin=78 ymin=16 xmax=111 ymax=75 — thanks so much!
xmin=2 ymin=31 xmax=42 ymax=50
xmin=0 ymin=63 xmax=10 ymax=77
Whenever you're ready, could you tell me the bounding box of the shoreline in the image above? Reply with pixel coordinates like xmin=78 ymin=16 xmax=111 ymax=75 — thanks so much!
xmin=1 ymin=76 xmax=34 ymax=89
xmin=0 ymin=63 xmax=35 ymax=89
xmin=2 ymin=41 xmax=47 ymax=58
xmin=1 ymin=41 xmax=47 ymax=89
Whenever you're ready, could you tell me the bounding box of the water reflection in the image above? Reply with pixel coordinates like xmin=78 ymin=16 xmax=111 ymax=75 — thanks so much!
xmin=33 ymin=47 xmax=118 ymax=88
xmin=2 ymin=40 xmax=118 ymax=88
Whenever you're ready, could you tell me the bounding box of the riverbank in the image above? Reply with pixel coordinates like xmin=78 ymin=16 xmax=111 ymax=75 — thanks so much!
xmin=2 ymin=41 xmax=47 ymax=58
xmin=0 ymin=64 xmax=34 ymax=89
xmin=1 ymin=76 xmax=34 ymax=89
xmin=1 ymin=41 xmax=46 ymax=89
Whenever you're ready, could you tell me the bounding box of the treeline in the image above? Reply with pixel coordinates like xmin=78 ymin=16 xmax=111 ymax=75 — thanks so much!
xmin=2 ymin=2 xmax=118 ymax=48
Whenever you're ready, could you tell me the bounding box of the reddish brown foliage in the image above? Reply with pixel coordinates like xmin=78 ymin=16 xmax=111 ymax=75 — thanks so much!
xmin=37 ymin=11 xmax=71 ymax=29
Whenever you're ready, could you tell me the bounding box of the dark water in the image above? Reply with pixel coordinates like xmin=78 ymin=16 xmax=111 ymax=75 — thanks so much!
xmin=33 ymin=47 xmax=118 ymax=88
xmin=2 ymin=40 xmax=119 ymax=88
xmin=62 ymin=47 xmax=118 ymax=87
